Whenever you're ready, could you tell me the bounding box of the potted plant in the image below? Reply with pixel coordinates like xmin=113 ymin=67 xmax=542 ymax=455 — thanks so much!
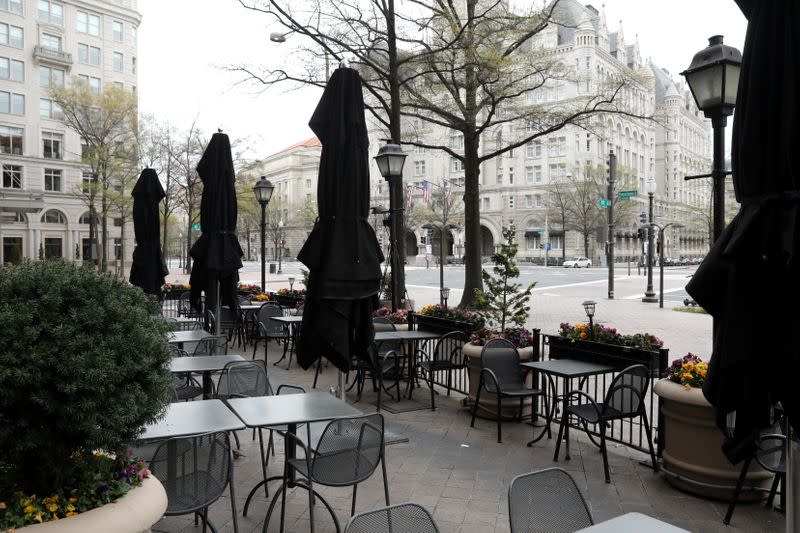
xmin=373 ymin=306 xmax=409 ymax=330
xmin=0 ymin=261 xmax=172 ymax=531
xmin=465 ymin=226 xmax=536 ymax=418
xmin=413 ymin=304 xmax=484 ymax=335
xmin=653 ymin=355 xmax=772 ymax=500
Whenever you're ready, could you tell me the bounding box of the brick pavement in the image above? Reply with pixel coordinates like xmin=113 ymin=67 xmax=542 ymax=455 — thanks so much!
xmin=153 ymin=342 xmax=781 ymax=533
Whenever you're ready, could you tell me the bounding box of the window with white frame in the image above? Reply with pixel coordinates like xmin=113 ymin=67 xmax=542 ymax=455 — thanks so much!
xmin=77 ymin=43 xmax=101 ymax=66
xmin=82 ymin=170 xmax=96 ymax=193
xmin=0 ymin=125 xmax=23 ymax=154
xmin=496 ymin=170 xmax=502 ymax=184
xmin=525 ymin=194 xmax=534 ymax=208
xmin=39 ymin=65 xmax=64 ymax=87
xmin=0 ymin=57 xmax=22 ymax=82
xmin=38 ymin=1 xmax=64 ymax=25
xmin=0 ymin=0 xmax=22 ymax=14
xmin=482 ymin=197 xmax=490 ymax=210
xmin=534 ymin=194 xmax=542 ymax=207
xmin=41 ymin=33 xmax=61 ymax=52
xmin=0 ymin=91 xmax=24 ymax=115
xmin=77 ymin=11 xmax=100 ymax=35
xmin=131 ymin=56 xmax=136 ymax=75
xmin=112 ymin=21 xmax=123 ymax=42
xmin=547 ymin=138 xmax=558 ymax=157
xmin=113 ymin=51 xmax=123 ymax=72
xmin=2 ymin=163 xmax=21 ymax=188
xmin=131 ymin=26 xmax=137 ymax=46
xmin=534 ymin=165 xmax=542 ymax=183
xmin=44 ymin=168 xmax=62 ymax=191
xmin=549 ymin=163 xmax=559 ymax=181
xmin=525 ymin=120 xmax=535 ymax=133
xmin=39 ymin=98 xmax=63 ymax=120
xmin=449 ymin=131 xmax=463 ymax=149
xmin=78 ymin=74 xmax=100 ymax=94
xmin=42 ymin=131 xmax=63 ymax=159
xmin=0 ymin=23 xmax=23 ymax=48
xmin=41 ymin=210 xmax=65 ymax=223
xmin=508 ymin=167 xmax=514 ymax=184
xmin=525 ymin=166 xmax=534 ymax=184
xmin=414 ymin=160 xmax=425 ymax=176
xmin=450 ymin=157 xmax=464 ymax=172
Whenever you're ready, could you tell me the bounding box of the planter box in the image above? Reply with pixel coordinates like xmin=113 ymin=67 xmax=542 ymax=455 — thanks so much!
xmin=18 ymin=476 xmax=167 ymax=533
xmin=653 ymin=380 xmax=772 ymax=500
xmin=463 ymin=342 xmax=535 ymax=420
xmin=410 ymin=313 xmax=477 ymax=335
xmin=273 ymin=294 xmax=303 ymax=308
xmin=546 ymin=335 xmax=667 ymax=377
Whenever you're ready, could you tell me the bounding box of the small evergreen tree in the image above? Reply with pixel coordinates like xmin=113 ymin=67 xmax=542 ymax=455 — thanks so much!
xmin=474 ymin=226 xmax=536 ymax=331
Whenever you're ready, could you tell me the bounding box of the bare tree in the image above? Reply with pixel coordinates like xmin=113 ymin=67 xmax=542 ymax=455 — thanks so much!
xmin=168 ymin=120 xmax=205 ymax=273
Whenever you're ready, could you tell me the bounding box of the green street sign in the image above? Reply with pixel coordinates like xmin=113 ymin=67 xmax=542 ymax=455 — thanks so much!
xmin=617 ymin=190 xmax=638 ymax=199
xmin=191 ymin=223 xmax=201 ymax=231
xmin=598 ymin=199 xmax=610 ymax=208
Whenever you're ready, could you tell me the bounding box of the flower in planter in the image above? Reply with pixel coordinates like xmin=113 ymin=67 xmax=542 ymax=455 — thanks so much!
xmin=277 ymin=288 xmax=307 ymax=298
xmin=238 ymin=283 xmax=261 ymax=294
xmin=663 ymin=353 xmax=707 ymax=389
xmin=470 ymin=326 xmax=535 ymax=348
xmin=559 ymin=322 xmax=664 ymax=351
xmin=418 ymin=304 xmax=485 ymax=330
xmin=253 ymin=293 xmax=270 ymax=301
xmin=373 ymin=306 xmax=408 ymax=324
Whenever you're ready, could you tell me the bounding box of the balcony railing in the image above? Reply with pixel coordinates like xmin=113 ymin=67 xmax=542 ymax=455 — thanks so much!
xmin=33 ymin=46 xmax=73 ymax=68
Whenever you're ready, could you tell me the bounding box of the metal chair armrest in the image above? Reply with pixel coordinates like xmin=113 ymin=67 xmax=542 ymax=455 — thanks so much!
xmin=480 ymin=368 xmax=501 ymax=394
xmin=276 ymin=384 xmax=306 ymax=395
xmin=565 ymin=390 xmax=603 ymax=419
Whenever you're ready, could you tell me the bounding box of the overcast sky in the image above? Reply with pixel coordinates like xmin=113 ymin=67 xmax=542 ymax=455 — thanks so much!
xmin=137 ymin=0 xmax=747 ymax=161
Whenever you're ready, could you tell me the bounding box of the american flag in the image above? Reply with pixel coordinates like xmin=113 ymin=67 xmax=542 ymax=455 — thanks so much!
xmin=443 ymin=179 xmax=452 ymax=202
xmin=405 ymin=184 xmax=414 ymax=208
xmin=422 ymin=180 xmax=432 ymax=204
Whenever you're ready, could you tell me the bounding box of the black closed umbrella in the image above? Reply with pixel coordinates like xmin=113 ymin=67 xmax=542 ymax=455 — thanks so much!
xmin=296 ymin=67 xmax=384 ymax=372
xmin=687 ymin=0 xmax=800 ymax=461
xmin=189 ymin=132 xmax=243 ymax=329
xmin=129 ymin=168 xmax=168 ymax=297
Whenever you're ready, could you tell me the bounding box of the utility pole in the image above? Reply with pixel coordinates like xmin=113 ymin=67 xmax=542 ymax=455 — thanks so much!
xmin=607 ymin=151 xmax=616 ymax=299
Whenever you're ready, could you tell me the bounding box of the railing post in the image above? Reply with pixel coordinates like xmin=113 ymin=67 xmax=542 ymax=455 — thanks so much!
xmin=657 ymin=347 xmax=669 ymax=457
xmin=532 ymin=328 xmax=541 ymax=361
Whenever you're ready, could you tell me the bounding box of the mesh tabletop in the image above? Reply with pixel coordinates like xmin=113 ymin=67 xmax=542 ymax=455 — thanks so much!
xmin=374 ymin=330 xmax=442 ymax=341
xmin=521 ymin=359 xmax=615 ymax=379
xmin=576 ymin=513 xmax=688 ymax=532
xmin=227 ymin=392 xmax=362 ymax=428
xmin=166 ymin=330 xmax=212 ymax=345
xmin=269 ymin=315 xmax=304 ymax=323
xmin=169 ymin=354 xmax=245 ymax=373
xmin=141 ymin=400 xmax=245 ymax=440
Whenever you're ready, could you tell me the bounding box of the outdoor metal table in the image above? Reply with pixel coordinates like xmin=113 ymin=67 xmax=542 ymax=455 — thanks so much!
xmin=520 ymin=359 xmax=615 ymax=453
xmin=165 ymin=329 xmax=210 ymax=349
xmin=269 ymin=315 xmax=304 ymax=367
xmin=374 ymin=329 xmax=441 ymax=399
xmin=169 ymin=353 xmax=245 ymax=399
xmin=576 ymin=512 xmax=688 ymax=532
xmin=141 ymin=399 xmax=246 ymax=440
xmin=226 ymin=392 xmax=362 ymax=531
xmin=169 ymin=316 xmax=199 ymax=330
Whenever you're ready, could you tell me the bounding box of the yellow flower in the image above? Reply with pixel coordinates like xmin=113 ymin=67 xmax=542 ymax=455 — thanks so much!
xmin=682 ymin=362 xmax=694 ymax=371
xmin=66 ymin=504 xmax=76 ymax=512
xmin=684 ymin=383 xmax=691 ymax=390
xmin=47 ymin=504 xmax=58 ymax=512
xmin=580 ymin=332 xmax=587 ymax=339
xmin=66 ymin=511 xmax=77 ymax=517
xmin=24 ymin=504 xmax=35 ymax=514
xmin=34 ymin=511 xmax=44 ymax=523
xmin=68 ymin=498 xmax=77 ymax=504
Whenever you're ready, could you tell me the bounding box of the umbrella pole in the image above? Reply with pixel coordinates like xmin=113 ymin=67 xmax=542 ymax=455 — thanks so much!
xmin=789 ymin=426 xmax=799 ymax=531
xmin=338 ymin=371 xmax=346 ymax=401
xmin=215 ymin=279 xmax=221 ymax=336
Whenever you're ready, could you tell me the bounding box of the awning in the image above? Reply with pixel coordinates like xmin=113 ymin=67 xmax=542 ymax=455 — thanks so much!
xmin=524 ymin=230 xmax=541 ymax=237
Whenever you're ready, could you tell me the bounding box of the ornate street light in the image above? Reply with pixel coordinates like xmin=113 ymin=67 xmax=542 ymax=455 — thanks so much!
xmin=582 ymin=300 xmax=597 ymax=340
xmin=643 ymin=178 xmax=658 ymax=303
xmin=374 ymin=141 xmax=407 ymax=311
xmin=288 ymin=276 xmax=295 ymax=292
xmin=441 ymin=287 xmax=450 ymax=311
xmin=253 ymin=177 xmax=274 ymax=293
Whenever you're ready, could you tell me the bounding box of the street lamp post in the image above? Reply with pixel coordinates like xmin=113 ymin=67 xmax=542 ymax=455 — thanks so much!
xmin=423 ymin=222 xmax=459 ymax=307
xmin=681 ymin=35 xmax=741 ymax=243
xmin=277 ymin=219 xmax=284 ymax=274
xmin=653 ymin=222 xmax=685 ymax=308
xmin=253 ymin=177 xmax=275 ymax=294
xmin=582 ymin=300 xmax=596 ymax=340
xmin=374 ymin=141 xmax=407 ymax=312
xmin=441 ymin=287 xmax=450 ymax=311
xmin=288 ymin=276 xmax=295 ymax=292
xmin=642 ymin=178 xmax=658 ymax=303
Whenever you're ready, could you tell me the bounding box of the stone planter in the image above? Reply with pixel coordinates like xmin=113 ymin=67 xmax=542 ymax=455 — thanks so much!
xmin=653 ymin=379 xmax=772 ymax=500
xmin=18 ymin=476 xmax=167 ymax=533
xmin=464 ymin=342 xmax=535 ymax=420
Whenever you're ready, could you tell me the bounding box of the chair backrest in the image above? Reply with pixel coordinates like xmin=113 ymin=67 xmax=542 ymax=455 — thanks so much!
xmin=177 ymin=292 xmax=191 ymax=314
xmin=432 ymin=331 xmax=468 ymax=367
xmin=216 ymin=360 xmax=272 ymax=399
xmin=149 ymin=431 xmax=232 ymax=515
xmin=192 ymin=335 xmax=229 ymax=356
xmin=311 ymin=413 xmax=384 ymax=485
xmin=508 ymin=468 xmax=593 ymax=533
xmin=602 ymin=364 xmax=650 ymax=417
xmin=258 ymin=302 xmax=286 ymax=337
xmin=219 ymin=305 xmax=241 ymax=327
xmin=480 ymin=339 xmax=524 ymax=393
xmin=345 ymin=502 xmax=439 ymax=533
xmin=372 ymin=319 xmax=402 ymax=356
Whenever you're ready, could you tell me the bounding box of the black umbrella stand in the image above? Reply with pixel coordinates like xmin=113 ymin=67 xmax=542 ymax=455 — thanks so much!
xmin=129 ymin=168 xmax=168 ymax=297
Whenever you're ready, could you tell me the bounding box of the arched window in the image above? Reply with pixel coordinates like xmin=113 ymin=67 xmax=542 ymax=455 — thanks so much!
xmin=79 ymin=211 xmax=92 ymax=224
xmin=41 ymin=210 xmax=66 ymax=224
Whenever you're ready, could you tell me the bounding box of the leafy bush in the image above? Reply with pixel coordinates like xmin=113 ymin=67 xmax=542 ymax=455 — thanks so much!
xmin=0 ymin=261 xmax=172 ymax=497
xmin=559 ymin=322 xmax=664 ymax=351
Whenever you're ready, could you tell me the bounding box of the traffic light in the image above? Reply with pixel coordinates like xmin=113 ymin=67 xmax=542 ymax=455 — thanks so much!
xmin=639 ymin=212 xmax=647 ymax=224
xmin=637 ymin=227 xmax=647 ymax=240
xmin=420 ymin=236 xmax=426 ymax=245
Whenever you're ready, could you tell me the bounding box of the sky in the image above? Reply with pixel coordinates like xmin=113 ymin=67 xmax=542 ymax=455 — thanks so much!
xmin=137 ymin=0 xmax=748 ymax=161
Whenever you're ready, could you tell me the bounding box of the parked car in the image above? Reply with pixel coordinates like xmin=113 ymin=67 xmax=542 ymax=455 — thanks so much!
xmin=563 ymin=257 xmax=592 ymax=268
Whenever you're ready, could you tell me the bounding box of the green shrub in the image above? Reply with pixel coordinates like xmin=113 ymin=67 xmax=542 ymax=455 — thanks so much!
xmin=0 ymin=260 xmax=172 ymax=496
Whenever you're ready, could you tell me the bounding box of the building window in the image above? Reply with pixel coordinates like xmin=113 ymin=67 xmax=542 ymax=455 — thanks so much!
xmin=41 ymin=33 xmax=61 ymax=52
xmin=112 ymin=21 xmax=123 ymax=42
xmin=44 ymin=237 xmax=63 ymax=259
xmin=76 ymin=11 xmax=100 ymax=35
xmin=79 ymin=211 xmax=92 ymax=224
xmin=0 ymin=0 xmax=22 ymax=14
xmin=39 ymin=65 xmax=65 ymax=87
xmin=508 ymin=196 xmax=515 ymax=209
xmin=2 ymin=163 xmax=21 ymax=188
xmin=82 ymin=171 xmax=96 ymax=193
xmin=42 ymin=132 xmax=63 ymax=159
xmin=549 ymin=163 xmax=558 ymax=181
xmin=77 ymin=43 xmax=101 ymax=66
xmin=44 ymin=168 xmax=62 ymax=191
xmin=414 ymin=160 xmax=425 ymax=176
xmin=39 ymin=98 xmax=63 ymax=120
xmin=0 ymin=91 xmax=24 ymax=115
xmin=508 ymin=167 xmax=514 ymax=184
xmin=534 ymin=165 xmax=542 ymax=183
xmin=0 ymin=125 xmax=22 ymax=154
xmin=482 ymin=197 xmax=490 ymax=210
xmin=113 ymin=51 xmax=123 ymax=72
xmin=586 ymin=134 xmax=591 ymax=152
xmin=131 ymin=26 xmax=137 ymax=46
xmin=3 ymin=236 xmax=23 ymax=264
xmin=38 ymin=1 xmax=64 ymax=25
xmin=449 ymin=131 xmax=463 ymax=149
xmin=0 ymin=57 xmax=23 ymax=81
xmin=525 ymin=166 xmax=534 ymax=184
xmin=525 ymin=194 xmax=534 ymax=208
xmin=131 ymin=56 xmax=136 ymax=75
xmin=450 ymin=157 xmax=464 ymax=173
xmin=0 ymin=23 xmax=24 ymax=48
xmin=78 ymin=74 xmax=100 ymax=94
xmin=41 ymin=209 xmax=65 ymax=223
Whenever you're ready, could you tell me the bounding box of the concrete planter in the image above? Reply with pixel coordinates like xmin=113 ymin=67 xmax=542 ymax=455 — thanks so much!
xmin=464 ymin=342 xmax=535 ymax=420
xmin=17 ymin=476 xmax=167 ymax=533
xmin=653 ymin=379 xmax=772 ymax=500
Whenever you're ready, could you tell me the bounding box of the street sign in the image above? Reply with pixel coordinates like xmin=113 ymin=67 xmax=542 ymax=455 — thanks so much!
xmin=191 ymin=223 xmax=201 ymax=231
xmin=598 ymin=199 xmax=610 ymax=208
xmin=617 ymin=190 xmax=638 ymax=199
xmin=545 ymin=242 xmax=551 ymax=251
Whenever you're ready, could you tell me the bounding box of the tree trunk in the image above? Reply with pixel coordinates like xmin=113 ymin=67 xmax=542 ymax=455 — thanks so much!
xmin=120 ymin=219 xmax=126 ymax=277
xmin=185 ymin=205 xmax=193 ymax=274
xmin=460 ymin=133 xmax=482 ymax=309
xmin=583 ymin=233 xmax=590 ymax=258
xmin=101 ymin=188 xmax=108 ymax=272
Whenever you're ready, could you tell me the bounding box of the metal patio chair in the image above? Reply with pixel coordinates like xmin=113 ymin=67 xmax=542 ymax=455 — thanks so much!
xmin=345 ymin=503 xmax=439 ymax=533
xmin=192 ymin=334 xmax=229 ymax=356
xmin=251 ymin=302 xmax=290 ymax=363
xmin=508 ymin=468 xmax=593 ymax=533
xmin=415 ymin=331 xmax=468 ymax=411
xmin=168 ymin=344 xmax=203 ymax=402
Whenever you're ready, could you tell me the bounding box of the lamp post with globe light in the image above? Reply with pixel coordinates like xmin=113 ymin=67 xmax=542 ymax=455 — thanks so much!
xmin=642 ymin=178 xmax=658 ymax=303
xmin=253 ymin=177 xmax=275 ymax=293
xmin=374 ymin=141 xmax=407 ymax=312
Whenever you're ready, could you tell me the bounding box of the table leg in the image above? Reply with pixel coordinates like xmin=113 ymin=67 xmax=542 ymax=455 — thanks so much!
xmin=202 ymin=371 xmax=212 ymax=400
xmin=564 ymin=378 xmax=571 ymax=460
xmin=243 ymin=423 xmax=297 ymax=517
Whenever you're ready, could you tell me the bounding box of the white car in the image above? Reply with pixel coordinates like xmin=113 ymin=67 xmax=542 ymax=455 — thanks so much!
xmin=563 ymin=257 xmax=592 ymax=268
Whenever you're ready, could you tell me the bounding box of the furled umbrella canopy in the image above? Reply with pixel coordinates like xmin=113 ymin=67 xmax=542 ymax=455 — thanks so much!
xmin=686 ymin=0 xmax=800 ymax=461
xmin=296 ymin=67 xmax=384 ymax=372
xmin=189 ymin=132 xmax=243 ymax=322
xmin=129 ymin=167 xmax=168 ymax=296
